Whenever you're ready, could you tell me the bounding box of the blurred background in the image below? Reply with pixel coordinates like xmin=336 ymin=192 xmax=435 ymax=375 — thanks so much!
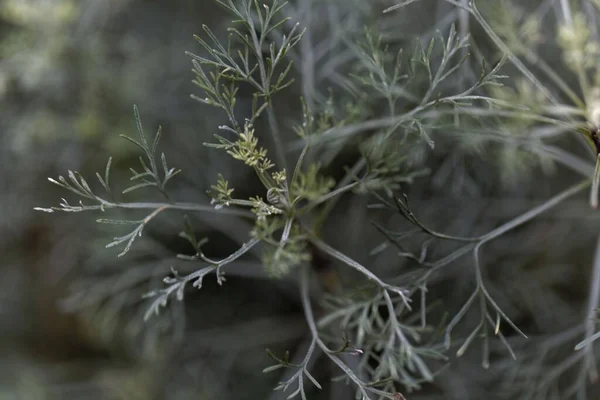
xmin=2 ymin=0 xmax=600 ymax=399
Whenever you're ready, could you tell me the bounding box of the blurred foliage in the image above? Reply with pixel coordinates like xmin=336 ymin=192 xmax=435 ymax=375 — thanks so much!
xmin=5 ymin=0 xmax=600 ymax=399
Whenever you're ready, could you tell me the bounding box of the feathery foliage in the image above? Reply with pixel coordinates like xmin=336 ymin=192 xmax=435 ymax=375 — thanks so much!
xmin=34 ymin=0 xmax=600 ymax=398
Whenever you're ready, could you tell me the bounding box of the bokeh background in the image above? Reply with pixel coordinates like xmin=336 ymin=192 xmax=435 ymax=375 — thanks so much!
xmin=2 ymin=0 xmax=600 ymax=399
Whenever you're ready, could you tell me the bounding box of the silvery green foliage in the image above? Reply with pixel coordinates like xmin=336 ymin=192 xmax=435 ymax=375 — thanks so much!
xmin=26 ymin=0 xmax=600 ymax=399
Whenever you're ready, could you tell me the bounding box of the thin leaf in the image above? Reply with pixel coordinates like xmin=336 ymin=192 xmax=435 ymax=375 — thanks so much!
xmin=152 ymin=126 xmax=162 ymax=158
xmin=133 ymin=104 xmax=149 ymax=150
xmin=123 ymin=181 xmax=157 ymax=194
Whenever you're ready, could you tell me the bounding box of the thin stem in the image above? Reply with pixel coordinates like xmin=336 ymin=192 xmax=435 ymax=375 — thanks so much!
xmin=302 ymin=181 xmax=360 ymax=215
xmin=246 ymin=5 xmax=287 ymax=171
xmin=582 ymin=233 xmax=600 ymax=381
xmin=300 ymin=267 xmax=399 ymax=400
xmin=300 ymin=0 xmax=315 ymax=110
xmin=459 ymin=0 xmax=470 ymax=58
xmin=523 ymin=51 xmax=585 ymax=109
xmin=307 ymin=233 xmax=411 ymax=308
xmin=103 ymin=200 xmax=254 ymax=218
xmin=536 ymin=144 xmax=594 ymax=177
xmin=468 ymin=1 xmax=563 ymax=107
xmin=290 ymin=101 xmax=580 ymax=151
xmin=480 ymin=179 xmax=590 ymax=244
xmin=292 ymin=140 xmax=311 ymax=193
xmin=313 ymin=159 xmax=367 ymax=234
xmin=398 ymin=179 xmax=590 ymax=284
xmin=591 ymin=155 xmax=600 ymax=208
xmin=560 ymin=0 xmax=574 ymax=26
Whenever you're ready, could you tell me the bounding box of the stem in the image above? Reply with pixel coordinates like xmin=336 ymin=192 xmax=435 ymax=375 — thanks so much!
xmin=536 ymin=144 xmax=594 ymax=177
xmin=582 ymin=233 xmax=600 ymax=382
xmin=403 ymin=179 xmax=590 ymax=283
xmin=559 ymin=0 xmax=573 ymax=25
xmin=290 ymin=100 xmax=580 ymax=151
xmin=299 ymin=267 xmax=398 ymax=400
xmin=300 ymin=0 xmax=315 ymax=110
xmin=303 ymin=181 xmax=360 ymax=219
xmin=479 ymin=179 xmax=590 ymax=243
xmin=102 ymin=200 xmax=255 ymax=218
xmin=466 ymin=1 xmax=562 ymax=107
xmin=307 ymin=233 xmax=411 ymax=308
xmin=523 ymin=51 xmax=585 ymax=109
xmin=246 ymin=6 xmax=287 ymax=171
xmin=314 ymin=159 xmax=366 ymax=232
xmin=591 ymin=155 xmax=600 ymax=209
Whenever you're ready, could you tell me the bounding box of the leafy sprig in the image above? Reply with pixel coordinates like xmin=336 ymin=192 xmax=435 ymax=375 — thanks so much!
xmin=120 ymin=105 xmax=181 ymax=196
xmin=143 ymin=237 xmax=260 ymax=320
xmin=35 ymin=106 xmax=251 ymax=257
